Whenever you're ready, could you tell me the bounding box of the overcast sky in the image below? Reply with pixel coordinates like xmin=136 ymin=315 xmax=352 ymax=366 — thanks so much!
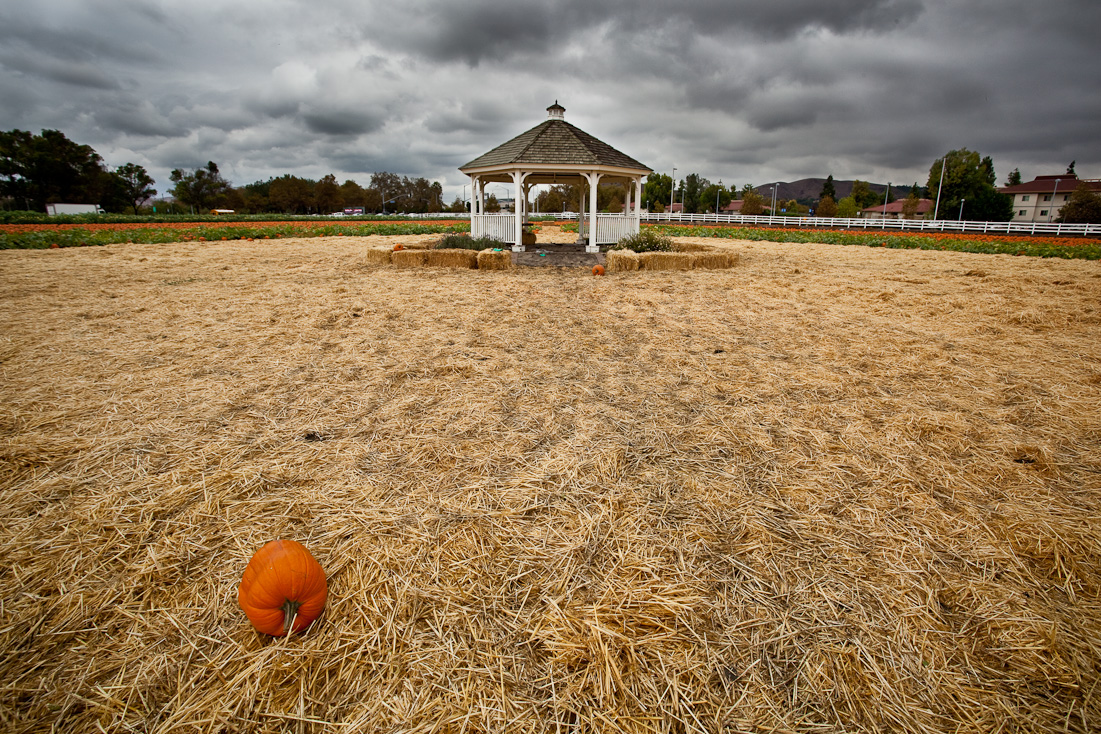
xmin=2 ymin=0 xmax=1098 ymax=201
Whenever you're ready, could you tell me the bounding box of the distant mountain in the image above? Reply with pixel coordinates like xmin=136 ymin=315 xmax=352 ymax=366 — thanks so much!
xmin=755 ymin=178 xmax=916 ymax=205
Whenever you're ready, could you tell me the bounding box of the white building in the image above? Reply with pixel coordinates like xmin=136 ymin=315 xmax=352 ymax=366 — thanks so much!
xmin=998 ymin=174 xmax=1101 ymax=222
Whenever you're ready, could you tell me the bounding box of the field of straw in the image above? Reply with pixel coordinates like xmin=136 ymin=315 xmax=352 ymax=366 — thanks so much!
xmin=2 ymin=232 xmax=1100 ymax=733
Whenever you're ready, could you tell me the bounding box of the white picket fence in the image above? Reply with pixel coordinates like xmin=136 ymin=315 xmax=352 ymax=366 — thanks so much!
xmin=471 ymin=213 xmax=515 ymax=243
xmin=594 ymin=214 xmax=639 ymax=244
xmin=638 ymin=212 xmax=1100 ymax=237
xmin=433 ymin=210 xmax=1099 ymax=237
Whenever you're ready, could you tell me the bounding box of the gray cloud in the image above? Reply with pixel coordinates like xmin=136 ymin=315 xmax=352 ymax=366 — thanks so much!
xmin=0 ymin=0 xmax=1097 ymax=201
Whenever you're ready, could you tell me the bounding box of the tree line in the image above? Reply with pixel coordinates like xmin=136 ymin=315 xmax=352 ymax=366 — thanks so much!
xmin=169 ymin=165 xmax=448 ymax=215
xmin=3 ymin=129 xmax=1098 ymax=222
xmin=0 ymin=129 xmax=449 ymax=215
xmin=0 ymin=129 xmax=155 ymax=213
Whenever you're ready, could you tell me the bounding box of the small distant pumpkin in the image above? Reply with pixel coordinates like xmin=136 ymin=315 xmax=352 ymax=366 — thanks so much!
xmin=238 ymin=539 xmax=327 ymax=636
xmin=393 ymin=244 xmax=404 ymax=251
xmin=592 ymin=264 xmax=605 ymax=276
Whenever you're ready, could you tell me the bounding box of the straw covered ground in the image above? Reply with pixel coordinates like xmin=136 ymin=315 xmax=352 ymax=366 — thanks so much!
xmin=2 ymin=233 xmax=1100 ymax=733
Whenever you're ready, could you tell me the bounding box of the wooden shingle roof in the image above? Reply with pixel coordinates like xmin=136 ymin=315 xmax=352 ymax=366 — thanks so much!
xmin=460 ymin=119 xmax=651 ymax=172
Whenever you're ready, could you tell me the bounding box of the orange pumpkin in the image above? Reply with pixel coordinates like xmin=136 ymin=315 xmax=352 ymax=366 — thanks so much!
xmin=238 ymin=539 xmax=327 ymax=636
xmin=393 ymin=243 xmax=404 ymax=251
xmin=592 ymin=264 xmax=605 ymax=276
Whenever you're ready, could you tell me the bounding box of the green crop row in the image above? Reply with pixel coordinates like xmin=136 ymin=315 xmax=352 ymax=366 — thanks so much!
xmin=641 ymin=224 xmax=1101 ymax=260
xmin=0 ymin=222 xmax=470 ymax=249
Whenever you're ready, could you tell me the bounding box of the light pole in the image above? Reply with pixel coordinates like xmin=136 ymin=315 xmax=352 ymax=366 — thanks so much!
xmin=932 ymin=157 xmax=946 ymax=221
xmin=881 ymin=182 xmax=891 ymax=228
xmin=462 ymin=184 xmax=468 ymax=213
xmin=958 ymin=198 xmax=966 ymax=221
xmin=770 ymin=186 xmax=777 ymax=217
xmin=1049 ymin=178 xmax=1061 ymax=222
xmin=716 ymin=179 xmax=722 ymax=214
xmin=670 ymin=167 xmax=676 ymax=213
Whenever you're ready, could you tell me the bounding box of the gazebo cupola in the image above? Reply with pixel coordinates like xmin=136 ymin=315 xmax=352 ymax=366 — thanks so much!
xmin=460 ymin=102 xmax=652 ymax=252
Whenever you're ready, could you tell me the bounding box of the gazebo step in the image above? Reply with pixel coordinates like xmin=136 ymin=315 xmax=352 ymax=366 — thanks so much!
xmin=512 ymin=251 xmax=607 ymax=268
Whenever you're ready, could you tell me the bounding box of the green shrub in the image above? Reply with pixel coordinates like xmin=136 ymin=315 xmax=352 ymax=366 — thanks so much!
xmin=434 ymin=233 xmax=503 ymax=250
xmin=613 ymin=229 xmax=674 ymax=252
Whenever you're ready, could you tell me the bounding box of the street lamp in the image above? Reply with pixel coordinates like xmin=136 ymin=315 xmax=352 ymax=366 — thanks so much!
xmin=1049 ymin=178 xmax=1061 ymax=222
xmin=670 ymin=167 xmax=676 ymax=213
xmin=716 ymin=179 xmax=722 ymax=214
xmin=881 ymin=182 xmax=891 ymax=228
xmin=958 ymin=198 xmax=966 ymax=221
xmin=933 ymin=157 xmax=946 ymax=221
xmin=770 ymin=186 xmax=776 ymax=217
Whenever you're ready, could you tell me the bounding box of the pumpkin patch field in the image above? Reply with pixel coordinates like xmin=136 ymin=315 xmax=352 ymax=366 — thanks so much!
xmin=1 ymin=234 xmax=1100 ymax=732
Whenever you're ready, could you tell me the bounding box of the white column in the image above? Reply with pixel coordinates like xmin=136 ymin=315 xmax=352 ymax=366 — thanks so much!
xmin=587 ymin=172 xmax=601 ymax=252
xmin=512 ymin=171 xmax=525 ymax=252
xmin=577 ymin=183 xmax=586 ymax=244
xmin=634 ymin=177 xmax=643 ymax=233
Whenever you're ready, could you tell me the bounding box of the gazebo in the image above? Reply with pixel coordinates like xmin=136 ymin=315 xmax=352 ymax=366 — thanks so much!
xmin=459 ymin=102 xmax=652 ymax=252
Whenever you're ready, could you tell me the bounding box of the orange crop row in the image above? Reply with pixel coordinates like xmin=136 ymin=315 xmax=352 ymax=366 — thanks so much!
xmin=681 ymin=223 xmax=1101 ymax=248
xmin=0 ymin=220 xmax=468 ymax=234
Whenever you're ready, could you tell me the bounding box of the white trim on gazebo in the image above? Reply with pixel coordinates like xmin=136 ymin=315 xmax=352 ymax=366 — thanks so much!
xmin=460 ymin=103 xmax=652 ymax=253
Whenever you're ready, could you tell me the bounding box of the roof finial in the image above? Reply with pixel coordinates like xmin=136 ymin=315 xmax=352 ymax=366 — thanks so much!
xmin=547 ymin=100 xmax=565 ymax=120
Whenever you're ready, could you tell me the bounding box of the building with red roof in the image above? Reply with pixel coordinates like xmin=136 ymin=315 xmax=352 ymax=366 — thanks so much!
xmin=861 ymin=198 xmax=934 ymax=220
xmin=998 ymin=174 xmax=1101 ymax=222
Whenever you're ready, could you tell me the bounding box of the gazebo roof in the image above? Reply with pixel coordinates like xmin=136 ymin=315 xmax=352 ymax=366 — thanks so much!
xmin=459 ymin=103 xmax=651 ymax=173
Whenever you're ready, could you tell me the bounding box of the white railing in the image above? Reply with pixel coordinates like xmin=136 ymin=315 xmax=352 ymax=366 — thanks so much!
xmin=594 ymin=214 xmax=639 ymax=244
xmin=471 ymin=213 xmax=515 ymax=243
xmin=638 ymin=212 xmax=1100 ymax=237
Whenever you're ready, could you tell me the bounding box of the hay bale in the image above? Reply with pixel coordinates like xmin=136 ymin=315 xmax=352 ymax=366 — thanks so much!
xmin=476 ymin=249 xmax=513 ymax=270
xmin=672 ymin=241 xmax=710 ymax=253
xmin=606 ymin=250 xmax=640 ymax=272
xmin=639 ymin=251 xmax=693 ymax=271
xmin=424 ymin=249 xmax=478 ymax=269
xmin=362 ymin=248 xmax=393 ymax=266
xmin=692 ymin=251 xmax=740 ymax=269
xmin=391 ymin=249 xmax=428 ymax=267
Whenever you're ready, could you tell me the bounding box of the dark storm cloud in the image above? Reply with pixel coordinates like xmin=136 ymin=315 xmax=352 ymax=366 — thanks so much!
xmin=364 ymin=0 xmax=925 ymax=65
xmin=1 ymin=0 xmax=1098 ymax=200
xmin=302 ymin=109 xmax=384 ymax=137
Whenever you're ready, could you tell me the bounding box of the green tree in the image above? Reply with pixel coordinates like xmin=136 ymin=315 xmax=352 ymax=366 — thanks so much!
xmin=1005 ymin=168 xmax=1022 ymax=186
xmin=268 ymin=174 xmax=314 ymax=213
xmin=340 ymin=180 xmax=366 ymax=210
xmin=700 ymin=182 xmax=732 ymax=213
xmin=850 ymin=180 xmax=877 ymax=210
xmin=816 ymin=195 xmax=838 ymax=217
xmin=485 ymin=193 xmax=500 ymax=213
xmin=643 ymin=173 xmax=673 ymax=212
xmin=901 ymin=190 xmax=921 ymax=219
xmin=740 ymin=184 xmax=765 ymax=215
xmin=1056 ymin=182 xmax=1101 ymax=223
xmin=170 ymin=161 xmax=231 ymax=212
xmin=112 ymin=163 xmax=156 ymax=213
xmin=314 ymin=173 xmax=343 ymax=213
xmin=820 ymin=175 xmax=836 ymax=201
xmin=927 ymin=149 xmax=1012 ymax=221
xmin=0 ymin=129 xmax=109 ymax=210
xmin=836 ymin=196 xmax=859 ymax=218
xmin=682 ymin=173 xmax=708 ymax=214
xmin=1067 ymin=161 xmax=1076 ymax=176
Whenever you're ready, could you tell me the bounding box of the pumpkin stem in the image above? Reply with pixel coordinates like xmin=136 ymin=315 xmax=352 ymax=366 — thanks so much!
xmin=281 ymin=599 xmax=302 ymax=634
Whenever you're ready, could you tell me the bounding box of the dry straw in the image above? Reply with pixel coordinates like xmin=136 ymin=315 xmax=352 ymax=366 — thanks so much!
xmin=424 ymin=248 xmax=478 ymax=269
xmin=692 ymin=251 xmax=740 ymax=269
xmin=361 ymin=247 xmax=393 ymax=267
xmin=476 ymin=249 xmax=513 ymax=270
xmin=606 ymin=250 xmax=640 ymax=272
xmin=639 ymin=251 xmax=694 ymax=270
xmin=390 ymin=248 xmax=428 ymax=267
xmin=2 ymin=234 xmax=1100 ymax=733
